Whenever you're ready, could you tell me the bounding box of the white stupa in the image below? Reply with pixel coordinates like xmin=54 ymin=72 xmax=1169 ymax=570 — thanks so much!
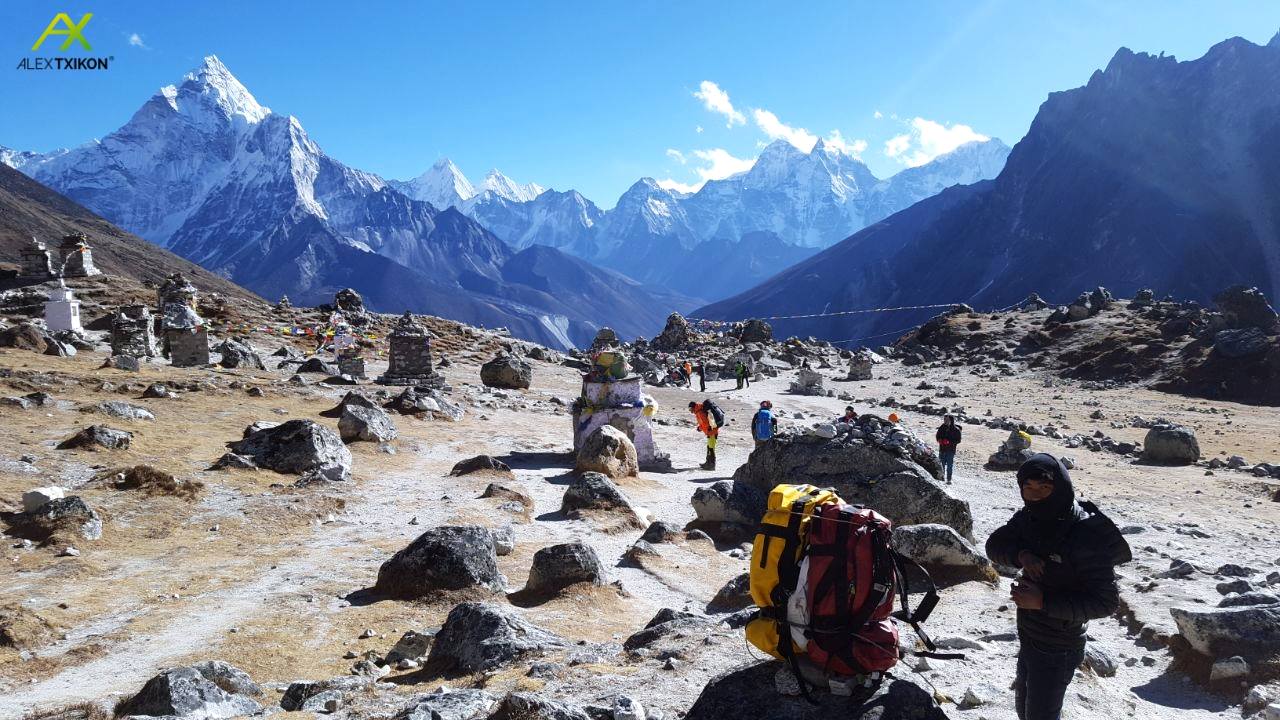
xmin=44 ymin=279 xmax=82 ymax=333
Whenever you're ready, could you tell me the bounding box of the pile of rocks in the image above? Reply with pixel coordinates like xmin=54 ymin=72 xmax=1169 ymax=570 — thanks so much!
xmin=987 ymin=428 xmax=1035 ymax=470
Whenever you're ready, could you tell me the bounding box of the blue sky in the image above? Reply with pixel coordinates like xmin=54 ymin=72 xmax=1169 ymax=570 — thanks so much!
xmin=2 ymin=1 xmax=1278 ymax=206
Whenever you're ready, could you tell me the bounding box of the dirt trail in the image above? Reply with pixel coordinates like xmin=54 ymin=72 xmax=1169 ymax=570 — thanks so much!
xmin=2 ymin=348 xmax=1278 ymax=718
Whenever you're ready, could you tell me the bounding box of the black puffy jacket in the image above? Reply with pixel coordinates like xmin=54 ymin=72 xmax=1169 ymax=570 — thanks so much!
xmin=936 ymin=423 xmax=961 ymax=450
xmin=986 ymin=500 xmax=1132 ymax=651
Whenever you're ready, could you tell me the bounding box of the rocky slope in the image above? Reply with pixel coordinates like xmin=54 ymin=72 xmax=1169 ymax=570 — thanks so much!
xmin=698 ymin=33 xmax=1280 ymax=340
xmin=0 ymin=164 xmax=257 ymax=302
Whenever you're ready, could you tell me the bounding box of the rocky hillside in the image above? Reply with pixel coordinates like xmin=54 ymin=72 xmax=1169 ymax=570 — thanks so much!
xmin=698 ymin=33 xmax=1280 ymax=340
xmin=0 ymin=165 xmax=257 ymax=303
xmin=890 ymin=286 xmax=1280 ymax=406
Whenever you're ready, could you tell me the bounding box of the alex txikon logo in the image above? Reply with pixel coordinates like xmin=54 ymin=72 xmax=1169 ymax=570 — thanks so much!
xmin=16 ymin=13 xmax=112 ymax=70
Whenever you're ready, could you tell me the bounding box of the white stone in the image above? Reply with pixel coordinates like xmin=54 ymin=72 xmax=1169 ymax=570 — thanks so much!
xmin=613 ymin=695 xmax=645 ymax=720
xmin=22 ymin=486 xmax=65 ymax=513
xmin=1209 ymin=656 xmax=1249 ymax=682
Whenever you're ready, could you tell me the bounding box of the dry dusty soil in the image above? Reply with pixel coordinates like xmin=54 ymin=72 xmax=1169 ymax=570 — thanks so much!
xmin=1 ymin=341 xmax=1278 ymax=719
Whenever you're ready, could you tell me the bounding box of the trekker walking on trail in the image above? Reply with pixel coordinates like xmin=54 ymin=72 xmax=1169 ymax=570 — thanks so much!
xmin=689 ymin=400 xmax=721 ymax=470
xmin=751 ymin=400 xmax=776 ymax=448
xmin=936 ymin=415 xmax=962 ymax=483
xmin=985 ymin=454 xmax=1131 ymax=720
xmin=695 ymin=362 xmax=706 ymax=392
xmin=683 ymin=360 xmax=694 ymax=388
xmin=735 ymin=361 xmax=750 ymax=389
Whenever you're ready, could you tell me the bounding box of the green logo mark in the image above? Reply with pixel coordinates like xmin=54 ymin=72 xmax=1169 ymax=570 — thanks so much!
xmin=32 ymin=13 xmax=93 ymax=52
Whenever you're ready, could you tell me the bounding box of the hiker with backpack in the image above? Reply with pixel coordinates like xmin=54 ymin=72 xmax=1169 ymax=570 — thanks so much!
xmin=936 ymin=415 xmax=962 ymax=483
xmin=689 ymin=399 xmax=723 ymax=470
xmin=734 ymin=361 xmax=748 ymax=390
xmin=695 ymin=362 xmax=706 ymax=392
xmin=985 ymin=453 xmax=1132 ymax=720
xmin=750 ymin=400 xmax=777 ymax=448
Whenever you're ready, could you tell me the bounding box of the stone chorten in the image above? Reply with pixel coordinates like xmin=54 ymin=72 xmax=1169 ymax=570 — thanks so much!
xmin=572 ymin=351 xmax=671 ymax=472
xmin=110 ymin=304 xmax=159 ymax=358
xmin=44 ymin=279 xmax=82 ymax=334
xmin=157 ymin=273 xmax=209 ymax=367
xmin=57 ymin=234 xmax=100 ymax=277
xmin=332 ymin=317 xmax=367 ymax=379
xmin=375 ymin=312 xmax=443 ymax=386
xmin=20 ymin=237 xmax=55 ymax=278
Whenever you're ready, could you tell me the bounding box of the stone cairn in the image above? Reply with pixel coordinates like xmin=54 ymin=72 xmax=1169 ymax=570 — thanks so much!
xmin=43 ymin=280 xmax=82 ymax=334
xmin=157 ymin=273 xmax=209 ymax=367
xmin=846 ymin=350 xmax=873 ymax=381
xmin=19 ymin=237 xmax=55 ymax=279
xmin=987 ymin=428 xmax=1035 ymax=469
xmin=56 ymin=233 xmax=100 ymax=278
xmin=789 ymin=366 xmax=828 ymax=396
xmin=111 ymin=305 xmax=159 ymax=358
xmin=376 ymin=312 xmax=444 ymax=387
xmin=572 ymin=348 xmax=671 ymax=472
xmin=332 ymin=317 xmax=367 ymax=379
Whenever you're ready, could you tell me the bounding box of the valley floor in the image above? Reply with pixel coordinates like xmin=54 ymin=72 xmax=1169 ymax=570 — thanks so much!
xmin=1 ymin=343 xmax=1277 ymax=718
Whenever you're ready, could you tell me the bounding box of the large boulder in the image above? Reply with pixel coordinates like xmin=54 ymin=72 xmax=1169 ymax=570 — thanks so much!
xmin=574 ymin=425 xmax=639 ymax=479
xmin=524 ymin=543 xmax=606 ymax=595
xmin=731 ymin=433 xmax=973 ymax=540
xmin=19 ymin=496 xmax=102 ymax=542
xmin=690 ymin=481 xmax=766 ymax=535
xmin=320 ymin=390 xmax=380 ymax=418
xmin=116 ymin=664 xmax=262 ymax=719
xmin=92 ymin=401 xmax=155 ymax=422
xmin=0 ymin=323 xmax=48 ymax=353
xmin=215 ymin=339 xmax=266 ymax=370
xmin=280 ymin=676 xmax=370 ymax=712
xmin=451 ymin=455 xmax=512 ymax=476
xmin=58 ymin=425 xmax=132 ymax=450
xmin=892 ymin=524 xmax=997 ymax=584
xmin=707 ymin=572 xmax=752 ymax=613
xmin=1214 ymin=286 xmax=1278 ymax=329
xmin=489 ymin=693 xmax=591 ymax=720
xmin=1213 ymin=327 xmax=1272 ymax=359
xmin=481 ymin=353 xmax=533 ymax=389
xmin=426 ymin=602 xmax=567 ymax=674
xmin=1142 ymin=424 xmax=1200 ymax=465
xmin=228 ymin=419 xmax=352 ymax=482
xmin=294 ymin=357 xmax=338 ymax=375
xmin=395 ymin=689 xmax=498 ymax=720
xmin=789 ymin=367 xmax=826 ymax=395
xmin=685 ymin=661 xmax=947 ymax=720
xmin=1170 ymin=605 xmax=1280 ymax=666
xmin=652 ymin=312 xmax=691 ymax=351
xmin=338 ymin=404 xmax=397 ymax=443
xmin=560 ymin=472 xmax=645 ymax=528
xmin=375 ymin=526 xmax=502 ymax=599
xmin=739 ymin=319 xmax=773 ymax=343
xmin=334 ymin=287 xmax=366 ymax=315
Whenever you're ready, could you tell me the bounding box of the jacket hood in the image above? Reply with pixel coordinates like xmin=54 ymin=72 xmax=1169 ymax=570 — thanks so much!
xmin=1017 ymin=453 xmax=1078 ymax=539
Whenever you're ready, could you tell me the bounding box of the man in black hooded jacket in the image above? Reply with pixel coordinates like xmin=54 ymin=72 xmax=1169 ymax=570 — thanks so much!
xmin=985 ymin=453 xmax=1132 ymax=720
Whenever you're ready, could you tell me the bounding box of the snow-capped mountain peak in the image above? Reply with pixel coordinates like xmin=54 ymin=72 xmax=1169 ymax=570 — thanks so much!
xmin=167 ymin=55 xmax=270 ymax=126
xmin=478 ymin=169 xmax=545 ymax=203
xmin=393 ymin=158 xmax=477 ymax=210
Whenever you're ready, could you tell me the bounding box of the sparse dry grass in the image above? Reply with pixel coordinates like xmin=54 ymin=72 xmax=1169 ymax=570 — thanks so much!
xmin=19 ymin=700 xmax=113 ymax=720
xmin=104 ymin=465 xmax=203 ymax=500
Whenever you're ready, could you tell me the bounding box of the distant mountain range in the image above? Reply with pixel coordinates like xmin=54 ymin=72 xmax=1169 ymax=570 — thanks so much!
xmin=699 ymin=33 xmax=1280 ymax=343
xmin=1 ymin=57 xmax=691 ymax=349
xmin=395 ymin=136 xmax=1009 ymax=300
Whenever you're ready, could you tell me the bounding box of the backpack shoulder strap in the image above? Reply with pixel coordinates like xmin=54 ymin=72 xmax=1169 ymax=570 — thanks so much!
xmin=890 ymin=550 xmax=940 ymax=652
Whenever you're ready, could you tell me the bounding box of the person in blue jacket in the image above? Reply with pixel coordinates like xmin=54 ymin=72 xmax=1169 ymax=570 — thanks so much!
xmin=751 ymin=400 xmax=777 ymax=448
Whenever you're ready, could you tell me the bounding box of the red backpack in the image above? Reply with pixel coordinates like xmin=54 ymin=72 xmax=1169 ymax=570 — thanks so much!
xmin=794 ymin=503 xmax=942 ymax=682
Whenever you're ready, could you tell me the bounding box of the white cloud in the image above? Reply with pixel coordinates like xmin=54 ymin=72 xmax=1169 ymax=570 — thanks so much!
xmin=873 ymin=110 xmax=883 ymax=119
xmin=752 ymin=109 xmax=817 ymax=151
xmin=128 ymin=32 xmax=146 ymax=48
xmin=695 ymin=125 xmax=703 ymax=134
xmin=691 ymin=148 xmax=755 ymax=182
xmin=656 ymin=178 xmax=700 ymax=194
xmin=883 ymin=117 xmax=988 ymax=167
xmin=822 ymin=130 xmax=868 ymax=159
xmin=665 ymin=148 xmax=687 ymax=165
xmin=658 ymin=147 xmax=755 ymax=194
xmin=752 ymin=109 xmax=867 ymax=159
xmin=692 ymin=81 xmax=745 ymax=128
